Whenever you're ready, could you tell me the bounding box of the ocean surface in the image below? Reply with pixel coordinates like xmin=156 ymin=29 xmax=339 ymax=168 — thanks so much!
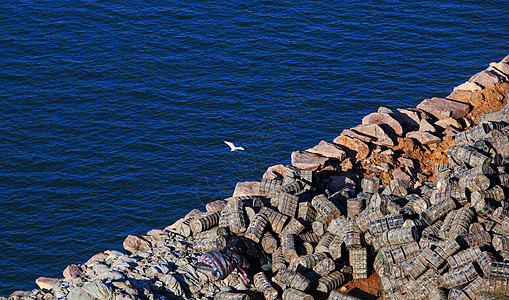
xmin=0 ymin=0 xmax=508 ymax=294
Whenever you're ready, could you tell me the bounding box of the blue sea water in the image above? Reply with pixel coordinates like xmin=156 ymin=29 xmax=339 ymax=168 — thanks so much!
xmin=0 ymin=0 xmax=508 ymax=294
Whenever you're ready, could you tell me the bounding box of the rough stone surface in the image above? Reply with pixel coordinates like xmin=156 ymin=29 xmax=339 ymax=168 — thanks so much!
xmin=406 ymin=131 xmax=442 ymax=145
xmin=362 ymin=112 xmax=404 ymax=136
xmin=393 ymin=168 xmax=411 ymax=182
xmin=340 ymin=128 xmax=375 ymax=143
xmin=185 ymin=209 xmax=203 ymax=219
xmin=398 ymin=157 xmax=414 ymax=168
xmin=86 ymin=251 xmax=109 ymax=264
xmin=333 ymin=135 xmax=370 ymax=160
xmin=435 ymin=117 xmax=462 ymax=130
xmin=122 ymin=235 xmax=150 ymax=254
xmin=470 ymin=69 xmax=506 ymax=88
xmin=489 ymin=62 xmax=509 ymax=77
xmin=390 ymin=109 xmax=426 ymax=131
xmin=63 ymin=264 xmax=83 ymax=278
xmin=290 ymin=150 xmax=330 ymax=171
xmin=206 ymin=199 xmax=227 ymax=213
xmin=9 ymin=291 xmax=31 ymax=298
xmin=306 ymin=140 xmax=346 ymax=160
xmin=35 ymin=277 xmax=59 ymax=290
xmin=418 ymin=119 xmax=437 ymax=133
xmin=232 ymin=181 xmax=261 ymax=197
xmin=453 ymin=81 xmax=483 ymax=92
xmin=377 ymin=106 xmax=393 ymax=114
xmin=416 ymin=97 xmax=471 ymax=119
xmin=263 ymin=164 xmax=287 ymax=179
xmin=351 ymin=124 xmax=394 ymax=146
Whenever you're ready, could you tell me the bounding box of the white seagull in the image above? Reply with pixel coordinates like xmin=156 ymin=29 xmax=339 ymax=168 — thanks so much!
xmin=224 ymin=141 xmax=245 ymax=151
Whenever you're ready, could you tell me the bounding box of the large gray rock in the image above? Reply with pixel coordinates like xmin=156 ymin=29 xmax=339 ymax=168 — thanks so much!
xmin=306 ymin=140 xmax=346 ymax=160
xmin=362 ymin=112 xmax=404 ymax=136
xmin=406 ymin=131 xmax=442 ymax=145
xmin=419 ymin=119 xmax=437 ymax=133
xmin=416 ymin=97 xmax=471 ymax=119
xmin=291 ymin=150 xmax=330 ymax=171
xmin=350 ymin=124 xmax=394 ymax=146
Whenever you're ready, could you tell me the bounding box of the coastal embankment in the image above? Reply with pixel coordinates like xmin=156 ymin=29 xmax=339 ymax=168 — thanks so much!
xmin=5 ymin=54 xmax=509 ymax=300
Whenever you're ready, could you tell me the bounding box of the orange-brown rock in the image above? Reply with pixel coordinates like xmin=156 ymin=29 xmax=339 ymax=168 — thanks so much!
xmin=333 ymin=136 xmax=370 ymax=160
xmin=123 ymin=235 xmax=150 ymax=254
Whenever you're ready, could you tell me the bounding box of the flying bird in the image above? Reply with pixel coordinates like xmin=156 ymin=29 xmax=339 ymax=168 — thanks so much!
xmin=224 ymin=141 xmax=245 ymax=151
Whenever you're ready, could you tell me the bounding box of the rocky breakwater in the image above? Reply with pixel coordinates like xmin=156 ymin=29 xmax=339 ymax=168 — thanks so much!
xmin=5 ymin=54 xmax=509 ymax=300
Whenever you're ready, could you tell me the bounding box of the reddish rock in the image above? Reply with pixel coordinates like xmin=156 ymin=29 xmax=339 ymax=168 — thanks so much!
xmin=233 ymin=181 xmax=262 ymax=197
xmin=406 ymin=131 xmax=442 ymax=145
xmin=351 ymin=124 xmax=394 ymax=147
xmin=35 ymin=277 xmax=59 ymax=290
xmin=86 ymin=251 xmax=109 ymax=264
xmin=469 ymin=69 xmax=506 ymax=88
xmin=490 ymin=61 xmax=509 ymax=76
xmin=393 ymin=168 xmax=411 ymax=182
xmin=340 ymin=128 xmax=375 ymax=143
xmin=377 ymin=106 xmax=393 ymax=114
xmin=206 ymin=199 xmax=227 ymax=212
xmin=123 ymin=235 xmax=150 ymax=254
xmin=9 ymin=291 xmax=31 ymax=298
xmin=306 ymin=140 xmax=346 ymax=160
xmin=419 ymin=119 xmax=437 ymax=133
xmin=333 ymin=136 xmax=370 ymax=160
xmin=416 ymin=97 xmax=471 ymax=119
xmin=290 ymin=150 xmax=330 ymax=171
xmin=362 ymin=112 xmax=404 ymax=136
xmin=340 ymin=157 xmax=354 ymax=172
xmin=63 ymin=264 xmax=83 ymax=278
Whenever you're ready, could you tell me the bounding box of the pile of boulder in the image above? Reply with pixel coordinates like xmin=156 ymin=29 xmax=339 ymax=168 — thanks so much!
xmin=5 ymin=56 xmax=509 ymax=300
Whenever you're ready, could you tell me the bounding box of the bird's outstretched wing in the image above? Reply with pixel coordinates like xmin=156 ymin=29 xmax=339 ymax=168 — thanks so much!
xmin=224 ymin=141 xmax=244 ymax=151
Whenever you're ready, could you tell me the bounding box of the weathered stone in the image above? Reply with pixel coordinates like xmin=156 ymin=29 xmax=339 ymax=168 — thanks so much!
xmin=291 ymin=150 xmax=329 ymax=171
xmin=416 ymin=97 xmax=471 ymax=119
xmin=82 ymin=282 xmax=112 ymax=300
xmin=491 ymin=62 xmax=509 ymax=77
xmin=351 ymin=124 xmax=394 ymax=146
xmin=233 ymin=181 xmax=261 ymax=197
xmin=470 ymin=69 xmax=506 ymax=88
xmin=306 ymin=140 xmax=346 ymax=160
xmin=35 ymin=277 xmax=59 ymax=290
xmin=86 ymin=251 xmax=109 ymax=264
xmin=9 ymin=291 xmax=31 ymax=298
xmin=390 ymin=108 xmax=427 ymax=131
xmin=406 ymin=131 xmax=442 ymax=145
xmin=393 ymin=168 xmax=411 ymax=182
xmin=185 ymin=209 xmax=203 ymax=219
xmin=435 ymin=117 xmax=462 ymax=130
xmin=419 ymin=119 xmax=437 ymax=133
xmin=63 ymin=264 xmax=83 ymax=278
xmin=453 ymin=81 xmax=483 ymax=92
xmin=378 ymin=106 xmax=393 ymax=114
xmin=123 ymin=235 xmax=150 ymax=254
xmin=340 ymin=157 xmax=353 ymax=172
xmin=398 ymin=157 xmax=414 ymax=168
xmin=362 ymin=112 xmax=404 ymax=136
xmin=333 ymin=136 xmax=370 ymax=160
xmin=206 ymin=199 xmax=227 ymax=213
xmin=340 ymin=128 xmax=375 ymax=143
